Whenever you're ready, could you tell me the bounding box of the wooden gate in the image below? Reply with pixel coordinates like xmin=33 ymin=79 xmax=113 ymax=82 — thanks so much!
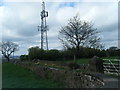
xmin=103 ymin=59 xmax=120 ymax=75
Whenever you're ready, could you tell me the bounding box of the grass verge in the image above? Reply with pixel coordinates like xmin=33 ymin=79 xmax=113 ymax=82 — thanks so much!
xmin=2 ymin=62 xmax=64 ymax=88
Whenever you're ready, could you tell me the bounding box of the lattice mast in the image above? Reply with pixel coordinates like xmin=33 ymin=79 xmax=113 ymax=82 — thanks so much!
xmin=38 ymin=1 xmax=48 ymax=50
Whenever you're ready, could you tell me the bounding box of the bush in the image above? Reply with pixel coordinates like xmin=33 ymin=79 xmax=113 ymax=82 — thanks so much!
xmin=20 ymin=55 xmax=28 ymax=61
xmin=28 ymin=47 xmax=62 ymax=61
xmin=60 ymin=50 xmax=73 ymax=60
xmin=45 ymin=49 xmax=61 ymax=61
xmin=28 ymin=47 xmax=44 ymax=60
xmin=67 ymin=62 xmax=79 ymax=70
xmin=106 ymin=46 xmax=120 ymax=57
xmin=27 ymin=46 xmax=109 ymax=61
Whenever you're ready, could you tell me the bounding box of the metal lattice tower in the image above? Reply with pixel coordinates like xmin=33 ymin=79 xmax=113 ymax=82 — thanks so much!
xmin=38 ymin=1 xmax=48 ymax=50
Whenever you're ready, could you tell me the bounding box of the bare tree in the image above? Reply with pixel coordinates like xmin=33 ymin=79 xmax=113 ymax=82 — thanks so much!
xmin=0 ymin=41 xmax=19 ymax=61
xmin=59 ymin=15 xmax=103 ymax=60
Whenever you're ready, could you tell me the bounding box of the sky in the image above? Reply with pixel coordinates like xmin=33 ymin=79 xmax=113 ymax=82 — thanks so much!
xmin=0 ymin=0 xmax=119 ymax=55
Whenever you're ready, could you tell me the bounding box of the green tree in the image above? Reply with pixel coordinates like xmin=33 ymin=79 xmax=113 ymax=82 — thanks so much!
xmin=107 ymin=46 xmax=118 ymax=57
xmin=46 ymin=49 xmax=61 ymax=61
xmin=20 ymin=55 xmax=28 ymax=61
xmin=28 ymin=46 xmax=44 ymax=60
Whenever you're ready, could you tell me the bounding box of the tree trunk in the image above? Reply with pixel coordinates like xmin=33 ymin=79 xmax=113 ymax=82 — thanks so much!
xmin=74 ymin=54 xmax=76 ymax=63
xmin=4 ymin=55 xmax=10 ymax=62
xmin=6 ymin=57 xmax=10 ymax=62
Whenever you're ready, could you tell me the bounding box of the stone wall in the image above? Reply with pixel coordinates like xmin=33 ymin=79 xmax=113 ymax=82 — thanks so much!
xmin=17 ymin=61 xmax=104 ymax=88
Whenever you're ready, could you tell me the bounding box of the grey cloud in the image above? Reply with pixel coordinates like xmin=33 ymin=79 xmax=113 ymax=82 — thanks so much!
xmin=3 ymin=17 xmax=39 ymax=38
xmin=104 ymin=40 xmax=118 ymax=49
xmin=96 ymin=22 xmax=118 ymax=47
xmin=101 ymin=31 xmax=117 ymax=41
xmin=98 ymin=22 xmax=118 ymax=32
xmin=17 ymin=25 xmax=39 ymax=37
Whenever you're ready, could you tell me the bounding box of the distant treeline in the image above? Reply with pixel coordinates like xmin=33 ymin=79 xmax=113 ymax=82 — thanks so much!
xmin=20 ymin=46 xmax=120 ymax=61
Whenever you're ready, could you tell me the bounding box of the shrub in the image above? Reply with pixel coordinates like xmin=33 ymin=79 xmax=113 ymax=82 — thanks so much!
xmin=28 ymin=47 xmax=62 ymax=61
xmin=45 ymin=49 xmax=61 ymax=61
xmin=67 ymin=62 xmax=79 ymax=70
xmin=27 ymin=46 xmax=108 ymax=61
xmin=28 ymin=47 xmax=44 ymax=60
xmin=20 ymin=55 xmax=28 ymax=61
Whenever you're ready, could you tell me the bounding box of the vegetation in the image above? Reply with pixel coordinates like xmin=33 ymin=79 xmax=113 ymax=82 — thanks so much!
xmin=0 ymin=41 xmax=19 ymax=61
xmin=106 ymin=46 xmax=120 ymax=57
xmin=65 ymin=58 xmax=90 ymax=64
xmin=28 ymin=47 xmax=61 ymax=61
xmin=20 ymin=46 xmax=119 ymax=62
xmin=59 ymin=15 xmax=103 ymax=60
xmin=16 ymin=61 xmax=104 ymax=88
xmin=34 ymin=61 xmax=66 ymax=70
xmin=2 ymin=63 xmax=64 ymax=88
xmin=20 ymin=55 xmax=28 ymax=61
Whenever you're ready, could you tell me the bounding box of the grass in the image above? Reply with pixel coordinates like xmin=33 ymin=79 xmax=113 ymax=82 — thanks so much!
xmin=76 ymin=58 xmax=90 ymax=64
xmin=103 ymin=57 xmax=120 ymax=64
xmin=35 ymin=56 xmax=119 ymax=66
xmin=103 ymin=60 xmax=119 ymax=64
xmin=63 ymin=58 xmax=90 ymax=64
xmin=2 ymin=63 xmax=64 ymax=88
xmin=64 ymin=57 xmax=119 ymax=64
xmin=35 ymin=62 xmax=66 ymax=70
xmin=103 ymin=56 xmax=120 ymax=59
xmin=33 ymin=59 xmax=90 ymax=70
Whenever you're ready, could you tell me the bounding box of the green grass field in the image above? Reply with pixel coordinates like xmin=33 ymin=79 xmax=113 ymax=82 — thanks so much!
xmin=2 ymin=63 xmax=64 ymax=88
xmin=63 ymin=58 xmax=90 ymax=64
xmin=64 ymin=57 xmax=119 ymax=64
xmin=33 ymin=57 xmax=119 ymax=68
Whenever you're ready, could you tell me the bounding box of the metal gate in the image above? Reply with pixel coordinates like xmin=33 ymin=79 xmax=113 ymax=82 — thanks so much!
xmin=103 ymin=59 xmax=120 ymax=75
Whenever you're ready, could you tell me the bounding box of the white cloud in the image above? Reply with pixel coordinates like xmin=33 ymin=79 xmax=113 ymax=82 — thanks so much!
xmin=56 ymin=7 xmax=76 ymax=24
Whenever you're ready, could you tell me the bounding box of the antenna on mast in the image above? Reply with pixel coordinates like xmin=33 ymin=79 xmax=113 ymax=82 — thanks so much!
xmin=38 ymin=0 xmax=49 ymax=50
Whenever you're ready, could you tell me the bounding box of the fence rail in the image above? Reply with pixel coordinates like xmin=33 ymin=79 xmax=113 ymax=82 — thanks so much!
xmin=103 ymin=59 xmax=120 ymax=75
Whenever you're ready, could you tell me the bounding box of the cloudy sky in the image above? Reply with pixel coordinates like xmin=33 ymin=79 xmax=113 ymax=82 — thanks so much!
xmin=0 ymin=0 xmax=119 ymax=55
